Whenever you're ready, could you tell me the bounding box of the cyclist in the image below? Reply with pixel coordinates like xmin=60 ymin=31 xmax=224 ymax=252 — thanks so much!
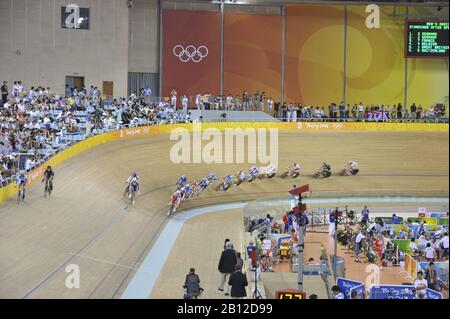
xmin=16 ymin=170 xmax=28 ymax=201
xmin=42 ymin=165 xmax=55 ymax=195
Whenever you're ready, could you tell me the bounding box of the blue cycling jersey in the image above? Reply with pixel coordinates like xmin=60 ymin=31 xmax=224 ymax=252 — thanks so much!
xmin=16 ymin=175 xmax=27 ymax=185
xmin=129 ymin=181 xmax=140 ymax=192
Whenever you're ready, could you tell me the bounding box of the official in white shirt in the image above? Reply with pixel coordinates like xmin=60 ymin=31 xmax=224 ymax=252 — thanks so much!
xmin=181 ymin=95 xmax=188 ymax=113
xmin=354 ymin=231 xmax=366 ymax=263
xmin=413 ymin=271 xmax=428 ymax=299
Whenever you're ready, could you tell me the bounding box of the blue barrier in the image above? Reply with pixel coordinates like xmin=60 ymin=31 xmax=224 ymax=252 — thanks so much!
xmin=369 ymin=284 xmax=443 ymax=299
xmin=349 ymin=284 xmax=365 ymax=299
xmin=337 ymin=277 xmax=364 ymax=299
xmin=370 ymin=285 xmax=415 ymax=299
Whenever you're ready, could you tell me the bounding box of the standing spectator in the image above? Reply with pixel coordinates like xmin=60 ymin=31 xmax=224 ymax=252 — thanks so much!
xmin=358 ymin=102 xmax=364 ymax=120
xmin=338 ymin=101 xmax=344 ymax=119
xmin=374 ymin=234 xmax=384 ymax=268
xmin=413 ymin=271 xmax=428 ymax=299
xmin=332 ymin=103 xmax=338 ymax=119
xmin=183 ymin=268 xmax=202 ymax=299
xmin=1 ymin=81 xmax=8 ymax=105
xmin=361 ymin=205 xmax=370 ymax=225
xmin=195 ymin=93 xmax=202 ymax=110
xmin=417 ymin=105 xmax=423 ymax=120
xmin=286 ymin=103 xmax=293 ymax=122
xmin=418 ymin=234 xmax=428 ymax=253
xmin=329 ymin=209 xmax=336 ymax=236
xmin=282 ymin=211 xmax=289 ymax=233
xmin=354 ymin=230 xmax=366 ymax=263
xmin=25 ymin=156 xmax=36 ymax=171
xmin=351 ymin=104 xmax=357 ymax=119
xmin=224 ymin=238 xmax=231 ymax=250
xmin=218 ymin=241 xmax=237 ymax=296
xmin=439 ymin=232 xmax=449 ymax=260
xmin=170 ymin=88 xmax=177 ymax=108
xmin=424 ymin=262 xmax=439 ymax=291
xmin=430 ymin=238 xmax=440 ymax=260
xmin=242 ymin=90 xmax=249 ymax=112
xmin=418 ymin=221 xmax=426 ymax=237
xmin=392 ymin=213 xmax=399 ymax=224
xmin=246 ymin=242 xmax=256 ymax=269
xmin=274 ymin=101 xmax=280 ymax=117
xmin=410 ymin=238 xmax=419 ymax=255
xmin=228 ymin=265 xmax=248 ymax=299
xmin=411 ymin=103 xmax=417 ymax=121
xmin=397 ymin=103 xmax=403 ymax=120
xmin=265 ymin=213 xmax=273 ymax=234
xmin=299 ymin=212 xmax=309 ymax=234
xmin=267 ymin=97 xmax=273 ymax=115
xmin=236 ymin=252 xmax=244 ymax=270
xmin=181 ymin=95 xmax=188 ymax=113
xmin=143 ymin=87 xmax=152 ymax=105
xmin=424 ymin=243 xmax=436 ymax=262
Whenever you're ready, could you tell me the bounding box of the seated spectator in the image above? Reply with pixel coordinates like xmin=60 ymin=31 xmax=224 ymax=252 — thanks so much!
xmin=331 ymin=285 xmax=344 ymax=299
xmin=25 ymin=156 xmax=36 ymax=171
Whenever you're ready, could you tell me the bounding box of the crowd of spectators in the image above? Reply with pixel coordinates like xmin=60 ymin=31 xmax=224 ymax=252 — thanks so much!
xmin=0 ymin=81 xmax=187 ymax=187
xmin=174 ymin=89 xmax=447 ymax=123
xmin=277 ymin=101 xmax=447 ymax=123
xmin=1 ymin=81 xmax=447 ymax=187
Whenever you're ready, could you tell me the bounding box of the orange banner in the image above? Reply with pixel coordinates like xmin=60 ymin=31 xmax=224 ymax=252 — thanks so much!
xmin=285 ymin=5 xmax=345 ymax=105
xmin=162 ymin=10 xmax=221 ymax=100
xmin=223 ymin=13 xmax=282 ymax=101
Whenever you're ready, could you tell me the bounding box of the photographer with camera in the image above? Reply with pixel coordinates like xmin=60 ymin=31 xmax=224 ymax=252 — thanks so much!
xmin=183 ymin=267 xmax=203 ymax=299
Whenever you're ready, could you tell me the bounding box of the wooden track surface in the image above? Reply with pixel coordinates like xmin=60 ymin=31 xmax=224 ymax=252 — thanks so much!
xmin=0 ymin=131 xmax=447 ymax=298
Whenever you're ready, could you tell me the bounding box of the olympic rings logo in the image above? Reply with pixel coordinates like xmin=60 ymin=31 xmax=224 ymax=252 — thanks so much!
xmin=173 ymin=45 xmax=209 ymax=63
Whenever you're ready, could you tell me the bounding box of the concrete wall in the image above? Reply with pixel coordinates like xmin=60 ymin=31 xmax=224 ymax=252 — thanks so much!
xmin=128 ymin=0 xmax=159 ymax=73
xmin=0 ymin=0 xmax=130 ymax=97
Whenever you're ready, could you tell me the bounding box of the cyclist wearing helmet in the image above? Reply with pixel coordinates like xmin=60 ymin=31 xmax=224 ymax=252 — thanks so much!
xmin=177 ymin=175 xmax=187 ymax=188
xmin=43 ymin=166 xmax=54 ymax=181
xmin=42 ymin=165 xmax=55 ymax=194
xmin=235 ymin=171 xmax=246 ymax=184
xmin=289 ymin=162 xmax=301 ymax=174
xmin=321 ymin=162 xmax=331 ymax=173
xmin=124 ymin=171 xmax=140 ymax=197
xmin=128 ymin=177 xmax=140 ymax=198
xmin=347 ymin=161 xmax=359 ymax=175
xmin=16 ymin=170 xmax=28 ymax=200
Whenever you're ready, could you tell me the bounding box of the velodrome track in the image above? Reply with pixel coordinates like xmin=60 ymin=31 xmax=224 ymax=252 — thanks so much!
xmin=0 ymin=130 xmax=448 ymax=298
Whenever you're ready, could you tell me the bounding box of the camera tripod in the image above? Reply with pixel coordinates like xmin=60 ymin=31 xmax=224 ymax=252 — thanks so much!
xmin=252 ymin=266 xmax=263 ymax=299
